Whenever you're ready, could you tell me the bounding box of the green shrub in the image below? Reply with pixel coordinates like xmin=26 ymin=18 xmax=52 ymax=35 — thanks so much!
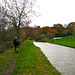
xmin=27 ymin=37 xmax=31 ymax=40
xmin=47 ymin=33 xmax=54 ymax=39
xmin=35 ymin=37 xmax=41 ymax=41
xmin=0 ymin=42 xmax=13 ymax=53
xmin=54 ymin=31 xmax=73 ymax=37
xmin=54 ymin=32 xmax=63 ymax=37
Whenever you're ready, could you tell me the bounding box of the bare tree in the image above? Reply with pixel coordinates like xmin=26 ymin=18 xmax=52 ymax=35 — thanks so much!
xmin=0 ymin=0 xmax=37 ymax=39
xmin=0 ymin=5 xmax=8 ymax=42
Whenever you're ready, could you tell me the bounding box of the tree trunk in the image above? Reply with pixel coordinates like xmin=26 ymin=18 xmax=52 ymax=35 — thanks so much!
xmin=17 ymin=26 xmax=20 ymax=40
xmin=13 ymin=22 xmax=20 ymax=40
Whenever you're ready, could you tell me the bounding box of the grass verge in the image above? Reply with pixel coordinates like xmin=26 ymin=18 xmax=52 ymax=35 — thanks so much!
xmin=0 ymin=48 xmax=18 ymax=75
xmin=12 ymin=41 xmax=61 ymax=75
xmin=47 ymin=35 xmax=75 ymax=48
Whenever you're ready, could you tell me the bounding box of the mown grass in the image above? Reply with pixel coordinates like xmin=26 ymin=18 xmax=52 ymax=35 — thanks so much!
xmin=12 ymin=41 xmax=61 ymax=75
xmin=0 ymin=48 xmax=17 ymax=75
xmin=47 ymin=35 xmax=75 ymax=47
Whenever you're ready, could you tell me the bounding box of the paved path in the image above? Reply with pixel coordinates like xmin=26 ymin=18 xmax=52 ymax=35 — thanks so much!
xmin=33 ymin=41 xmax=75 ymax=75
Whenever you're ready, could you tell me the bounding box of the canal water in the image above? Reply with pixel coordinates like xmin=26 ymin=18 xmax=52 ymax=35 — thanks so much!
xmin=33 ymin=41 xmax=75 ymax=75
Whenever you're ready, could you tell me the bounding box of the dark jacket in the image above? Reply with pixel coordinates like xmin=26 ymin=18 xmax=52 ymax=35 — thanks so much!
xmin=13 ymin=39 xmax=20 ymax=46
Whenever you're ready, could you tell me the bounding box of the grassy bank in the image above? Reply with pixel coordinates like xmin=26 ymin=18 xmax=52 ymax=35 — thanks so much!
xmin=0 ymin=48 xmax=18 ymax=75
xmin=0 ymin=41 xmax=61 ymax=75
xmin=47 ymin=35 xmax=75 ymax=48
xmin=12 ymin=41 xmax=61 ymax=75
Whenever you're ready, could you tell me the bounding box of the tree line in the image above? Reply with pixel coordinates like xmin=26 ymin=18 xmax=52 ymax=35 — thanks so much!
xmin=20 ymin=23 xmax=74 ymax=41
xmin=0 ymin=22 xmax=74 ymax=43
xmin=0 ymin=20 xmax=74 ymax=51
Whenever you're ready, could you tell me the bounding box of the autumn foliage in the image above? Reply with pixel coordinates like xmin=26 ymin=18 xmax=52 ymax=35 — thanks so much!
xmin=20 ymin=23 xmax=74 ymax=41
xmin=0 ymin=22 xmax=74 ymax=44
xmin=20 ymin=26 xmax=58 ymax=41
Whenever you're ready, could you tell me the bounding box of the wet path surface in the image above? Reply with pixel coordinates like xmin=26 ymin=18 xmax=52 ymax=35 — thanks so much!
xmin=33 ymin=41 xmax=75 ymax=75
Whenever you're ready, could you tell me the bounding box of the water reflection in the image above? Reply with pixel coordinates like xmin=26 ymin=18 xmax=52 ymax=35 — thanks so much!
xmin=33 ymin=41 xmax=75 ymax=75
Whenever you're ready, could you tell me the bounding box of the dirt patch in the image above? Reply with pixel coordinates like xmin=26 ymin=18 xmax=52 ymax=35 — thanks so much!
xmin=5 ymin=59 xmax=16 ymax=75
xmin=3 ymin=54 xmax=19 ymax=75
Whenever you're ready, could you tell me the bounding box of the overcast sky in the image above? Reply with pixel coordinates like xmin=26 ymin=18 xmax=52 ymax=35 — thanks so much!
xmin=30 ymin=0 xmax=75 ymax=27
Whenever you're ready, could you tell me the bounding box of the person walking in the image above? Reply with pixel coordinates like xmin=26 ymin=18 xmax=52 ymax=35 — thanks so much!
xmin=13 ymin=37 xmax=20 ymax=53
